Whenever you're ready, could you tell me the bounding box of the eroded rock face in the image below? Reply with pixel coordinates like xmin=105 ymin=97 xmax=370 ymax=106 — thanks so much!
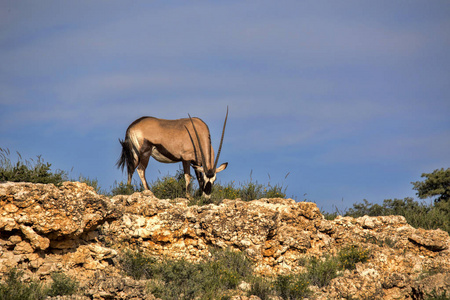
xmin=0 ymin=181 xmax=121 ymax=282
xmin=1 ymin=182 xmax=449 ymax=299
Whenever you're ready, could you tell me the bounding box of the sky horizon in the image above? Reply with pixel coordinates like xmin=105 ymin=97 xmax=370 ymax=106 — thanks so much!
xmin=1 ymin=1 xmax=449 ymax=212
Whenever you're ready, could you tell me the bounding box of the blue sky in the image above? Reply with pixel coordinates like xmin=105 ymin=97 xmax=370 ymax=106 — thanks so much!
xmin=1 ymin=1 xmax=449 ymax=212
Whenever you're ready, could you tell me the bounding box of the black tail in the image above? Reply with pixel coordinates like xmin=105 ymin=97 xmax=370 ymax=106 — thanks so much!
xmin=116 ymin=136 xmax=135 ymax=176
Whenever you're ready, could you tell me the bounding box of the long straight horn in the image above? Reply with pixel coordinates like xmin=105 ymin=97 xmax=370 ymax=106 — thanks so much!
xmin=213 ymin=106 xmax=228 ymax=170
xmin=188 ymin=114 xmax=207 ymax=169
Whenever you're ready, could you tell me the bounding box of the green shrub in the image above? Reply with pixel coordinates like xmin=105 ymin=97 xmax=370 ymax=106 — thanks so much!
xmin=248 ymin=277 xmax=273 ymax=300
xmin=274 ymin=274 xmax=310 ymax=300
xmin=207 ymin=177 xmax=287 ymax=203
xmin=210 ymin=181 xmax=240 ymax=201
xmin=119 ymin=247 xmax=254 ymax=300
xmin=264 ymin=183 xmax=288 ymax=199
xmin=148 ymin=257 xmax=241 ymax=299
xmin=46 ymin=272 xmax=79 ymax=297
xmin=305 ymin=255 xmax=340 ymax=288
xmin=210 ymin=247 xmax=253 ymax=278
xmin=119 ymin=249 xmax=157 ymax=280
xmin=0 ymin=148 xmax=67 ymax=185
xmin=300 ymin=245 xmax=370 ymax=288
xmin=337 ymin=245 xmax=370 ymax=270
xmin=237 ymin=180 xmax=287 ymax=201
xmin=0 ymin=268 xmax=79 ymax=300
xmin=345 ymin=198 xmax=450 ymax=233
xmin=0 ymin=269 xmax=45 ymax=300
xmin=110 ymin=181 xmax=145 ymax=196
xmin=150 ymin=170 xmax=188 ymax=199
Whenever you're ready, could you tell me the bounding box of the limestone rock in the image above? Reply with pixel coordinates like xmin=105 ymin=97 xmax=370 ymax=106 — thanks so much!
xmin=409 ymin=228 xmax=449 ymax=251
xmin=1 ymin=181 xmax=450 ymax=299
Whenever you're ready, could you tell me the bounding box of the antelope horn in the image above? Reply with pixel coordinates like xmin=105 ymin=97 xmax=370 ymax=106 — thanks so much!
xmin=188 ymin=114 xmax=208 ymax=170
xmin=213 ymin=106 xmax=228 ymax=170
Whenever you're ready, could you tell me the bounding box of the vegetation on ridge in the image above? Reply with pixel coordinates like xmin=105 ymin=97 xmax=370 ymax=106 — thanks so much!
xmin=118 ymin=245 xmax=371 ymax=300
xmin=1 ymin=148 xmax=449 ymax=234
xmin=0 ymin=148 xmax=67 ymax=185
xmin=0 ymin=149 xmax=448 ymax=298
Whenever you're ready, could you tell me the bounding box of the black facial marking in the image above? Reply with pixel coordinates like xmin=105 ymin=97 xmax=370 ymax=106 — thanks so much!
xmin=204 ymin=182 xmax=212 ymax=195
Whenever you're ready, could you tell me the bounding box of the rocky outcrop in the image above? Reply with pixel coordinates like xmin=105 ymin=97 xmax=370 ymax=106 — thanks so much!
xmin=1 ymin=182 xmax=449 ymax=299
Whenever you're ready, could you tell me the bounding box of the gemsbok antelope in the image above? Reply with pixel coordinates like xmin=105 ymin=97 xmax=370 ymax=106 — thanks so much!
xmin=117 ymin=108 xmax=228 ymax=199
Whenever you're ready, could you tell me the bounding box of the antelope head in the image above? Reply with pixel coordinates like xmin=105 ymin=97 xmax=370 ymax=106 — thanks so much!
xmin=189 ymin=108 xmax=228 ymax=199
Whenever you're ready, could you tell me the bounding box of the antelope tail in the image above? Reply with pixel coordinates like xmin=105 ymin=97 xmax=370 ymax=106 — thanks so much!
xmin=116 ymin=136 xmax=136 ymax=176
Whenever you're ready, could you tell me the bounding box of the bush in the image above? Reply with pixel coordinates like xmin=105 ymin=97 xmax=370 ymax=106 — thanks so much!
xmin=345 ymin=198 xmax=450 ymax=234
xmin=0 ymin=269 xmax=79 ymax=300
xmin=337 ymin=244 xmax=370 ymax=270
xmin=119 ymin=247 xmax=254 ymax=300
xmin=210 ymin=181 xmax=240 ymax=202
xmin=110 ymin=181 xmax=145 ymax=196
xmin=210 ymin=247 xmax=253 ymax=279
xmin=0 ymin=269 xmax=45 ymax=300
xmin=119 ymin=249 xmax=157 ymax=280
xmin=274 ymin=274 xmax=310 ymax=300
xmin=46 ymin=272 xmax=79 ymax=297
xmin=305 ymin=255 xmax=340 ymax=288
xmin=237 ymin=180 xmax=287 ymax=201
xmin=248 ymin=277 xmax=273 ymax=300
xmin=299 ymin=245 xmax=370 ymax=288
xmin=248 ymin=246 xmax=369 ymax=300
xmin=0 ymin=148 xmax=67 ymax=185
xmin=150 ymin=170 xmax=188 ymax=199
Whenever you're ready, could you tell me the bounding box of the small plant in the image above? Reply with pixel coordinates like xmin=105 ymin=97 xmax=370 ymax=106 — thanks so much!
xmin=305 ymin=255 xmax=340 ymax=288
xmin=299 ymin=245 xmax=370 ymax=289
xmin=211 ymin=181 xmax=240 ymax=201
xmin=119 ymin=247 xmax=255 ymax=300
xmin=119 ymin=249 xmax=157 ymax=280
xmin=0 ymin=148 xmax=67 ymax=185
xmin=264 ymin=183 xmax=288 ymax=199
xmin=210 ymin=247 xmax=253 ymax=279
xmin=0 ymin=268 xmax=79 ymax=300
xmin=46 ymin=272 xmax=79 ymax=297
xmin=248 ymin=277 xmax=273 ymax=300
xmin=0 ymin=268 xmax=46 ymax=300
xmin=274 ymin=274 xmax=310 ymax=300
xmin=337 ymin=244 xmax=370 ymax=270
xmin=110 ymin=180 xmax=145 ymax=196
xmin=150 ymin=170 xmax=188 ymax=199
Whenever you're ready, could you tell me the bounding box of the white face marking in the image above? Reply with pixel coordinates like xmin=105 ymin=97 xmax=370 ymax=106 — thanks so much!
xmin=203 ymin=174 xmax=216 ymax=184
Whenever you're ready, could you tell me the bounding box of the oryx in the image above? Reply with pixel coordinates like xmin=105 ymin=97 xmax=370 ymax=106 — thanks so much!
xmin=117 ymin=108 xmax=228 ymax=199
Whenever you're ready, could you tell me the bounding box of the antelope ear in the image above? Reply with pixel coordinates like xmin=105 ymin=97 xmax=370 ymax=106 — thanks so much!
xmin=216 ymin=162 xmax=228 ymax=173
xmin=193 ymin=165 xmax=204 ymax=173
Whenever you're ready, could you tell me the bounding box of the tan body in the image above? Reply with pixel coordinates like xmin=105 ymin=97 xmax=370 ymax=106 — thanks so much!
xmin=117 ymin=110 xmax=228 ymax=199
